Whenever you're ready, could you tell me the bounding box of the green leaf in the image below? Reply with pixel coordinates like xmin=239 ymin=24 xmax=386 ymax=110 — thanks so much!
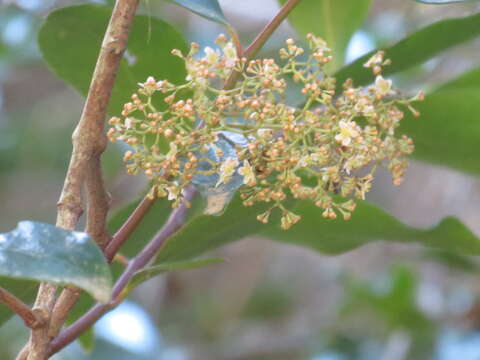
xmin=77 ymin=328 xmax=95 ymax=353
xmin=123 ymin=258 xmax=222 ymax=295
xmin=38 ymin=4 xmax=187 ymax=115
xmin=435 ymin=66 xmax=480 ymax=91
xmin=152 ymin=195 xmax=479 ymax=265
xmin=156 ymin=197 xmax=271 ymax=263
xmin=400 ymin=89 xmax=480 ymax=174
xmin=336 ymin=11 xmax=480 ymax=88
xmin=278 ymin=0 xmax=372 ymax=70
xmin=0 ymin=278 xmax=37 ymax=327
xmin=395 ymin=64 xmax=480 ymax=175
xmin=341 ymin=266 xmax=433 ymax=334
xmin=164 ymin=0 xmax=228 ymax=25
xmin=265 ymin=201 xmax=480 ymax=255
xmin=0 ymin=221 xmax=112 ymax=302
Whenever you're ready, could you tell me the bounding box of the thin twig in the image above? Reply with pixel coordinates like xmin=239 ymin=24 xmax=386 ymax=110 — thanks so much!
xmin=47 ymin=194 xmax=153 ymax=340
xmin=46 ymin=287 xmax=81 ymax=341
xmin=19 ymin=0 xmax=140 ymax=359
xmin=48 ymin=187 xmax=196 ymax=356
xmin=0 ymin=287 xmax=44 ymax=329
xmin=105 ymin=195 xmax=156 ymax=262
xmin=224 ymin=0 xmax=303 ymax=89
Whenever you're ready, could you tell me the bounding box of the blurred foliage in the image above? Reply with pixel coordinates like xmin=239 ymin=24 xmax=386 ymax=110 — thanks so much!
xmin=38 ymin=4 xmax=188 ymax=115
xmin=278 ymin=0 xmax=372 ymax=70
xmin=1 ymin=0 xmax=480 ymax=359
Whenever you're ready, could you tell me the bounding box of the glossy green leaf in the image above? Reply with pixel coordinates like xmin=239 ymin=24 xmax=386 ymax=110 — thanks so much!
xmin=123 ymin=258 xmax=223 ymax=295
xmin=0 ymin=221 xmax=112 ymax=302
xmin=400 ymin=89 xmax=480 ymax=174
xmin=38 ymin=4 xmax=187 ymax=115
xmin=156 ymin=197 xmax=272 ymax=263
xmin=278 ymin=0 xmax=371 ymax=70
xmin=164 ymin=0 xmax=228 ymax=25
xmin=152 ymin=195 xmax=479 ymax=264
xmin=336 ymin=12 xmax=480 ymax=88
xmin=265 ymin=201 xmax=480 ymax=255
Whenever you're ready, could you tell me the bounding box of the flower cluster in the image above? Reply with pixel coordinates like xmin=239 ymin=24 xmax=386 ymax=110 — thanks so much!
xmin=108 ymin=34 xmax=421 ymax=229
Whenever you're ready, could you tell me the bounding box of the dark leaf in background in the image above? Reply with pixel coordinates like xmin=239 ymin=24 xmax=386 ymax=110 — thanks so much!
xmin=122 ymin=258 xmax=223 ymax=296
xmin=108 ymin=196 xmax=480 ymax=264
xmin=341 ymin=266 xmax=433 ymax=335
xmin=278 ymin=0 xmax=372 ymax=70
xmin=266 ymin=201 xmax=480 ymax=255
xmin=336 ymin=12 xmax=480 ymax=88
xmin=164 ymin=0 xmax=228 ymax=25
xmin=38 ymin=4 xmax=188 ymax=115
xmin=0 ymin=278 xmax=37 ymax=327
xmin=400 ymin=89 xmax=480 ymax=175
xmin=332 ymin=12 xmax=480 ymax=175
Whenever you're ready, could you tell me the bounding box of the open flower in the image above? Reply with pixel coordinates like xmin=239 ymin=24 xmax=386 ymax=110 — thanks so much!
xmin=374 ymin=75 xmax=393 ymax=97
xmin=238 ymin=160 xmax=256 ymax=186
xmin=166 ymin=142 xmax=178 ymax=161
xmin=363 ymin=51 xmax=384 ymax=69
xmin=204 ymin=46 xmax=220 ymax=64
xmin=216 ymin=157 xmax=239 ymax=187
xmin=335 ymin=120 xmax=360 ymax=146
xmin=223 ymin=42 xmax=237 ymax=68
xmin=166 ymin=182 xmax=180 ymax=201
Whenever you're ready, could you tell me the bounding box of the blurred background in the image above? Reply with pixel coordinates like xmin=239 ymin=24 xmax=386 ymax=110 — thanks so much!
xmin=1 ymin=0 xmax=480 ymax=359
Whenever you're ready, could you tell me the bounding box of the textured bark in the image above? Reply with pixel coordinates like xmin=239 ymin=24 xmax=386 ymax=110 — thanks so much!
xmin=18 ymin=1 xmax=140 ymax=359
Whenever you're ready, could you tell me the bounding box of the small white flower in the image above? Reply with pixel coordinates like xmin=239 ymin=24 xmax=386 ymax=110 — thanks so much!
xmin=166 ymin=142 xmax=178 ymax=161
xmin=299 ymin=153 xmax=321 ymax=167
xmin=238 ymin=160 xmax=256 ymax=185
xmin=335 ymin=120 xmax=359 ymax=146
xmin=124 ymin=117 xmax=134 ymax=129
xmin=354 ymin=98 xmax=375 ymax=116
xmin=363 ymin=51 xmax=384 ymax=68
xmin=166 ymin=182 xmax=180 ymax=201
xmin=257 ymin=128 xmax=273 ymax=140
xmin=223 ymin=42 xmax=237 ymax=68
xmin=343 ymin=155 xmax=366 ymax=174
xmin=216 ymin=157 xmax=239 ymax=187
xmin=204 ymin=46 xmax=220 ymax=64
xmin=311 ymin=36 xmax=330 ymax=52
xmin=374 ymin=75 xmax=392 ymax=97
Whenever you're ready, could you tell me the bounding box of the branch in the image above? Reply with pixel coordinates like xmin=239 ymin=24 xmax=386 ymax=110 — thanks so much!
xmin=224 ymin=0 xmax=303 ymax=89
xmin=20 ymin=0 xmax=140 ymax=359
xmin=47 ymin=194 xmax=154 ymax=340
xmin=105 ymin=195 xmax=156 ymax=262
xmin=0 ymin=287 xmax=45 ymax=329
xmin=85 ymin=158 xmax=111 ymax=249
xmin=48 ymin=187 xmax=197 ymax=356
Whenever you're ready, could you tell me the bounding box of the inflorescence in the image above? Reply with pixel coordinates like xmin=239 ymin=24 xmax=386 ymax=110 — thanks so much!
xmin=108 ymin=34 xmax=422 ymax=230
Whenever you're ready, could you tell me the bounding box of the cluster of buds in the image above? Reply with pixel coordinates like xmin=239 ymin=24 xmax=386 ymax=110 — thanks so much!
xmin=108 ymin=34 xmax=421 ymax=229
